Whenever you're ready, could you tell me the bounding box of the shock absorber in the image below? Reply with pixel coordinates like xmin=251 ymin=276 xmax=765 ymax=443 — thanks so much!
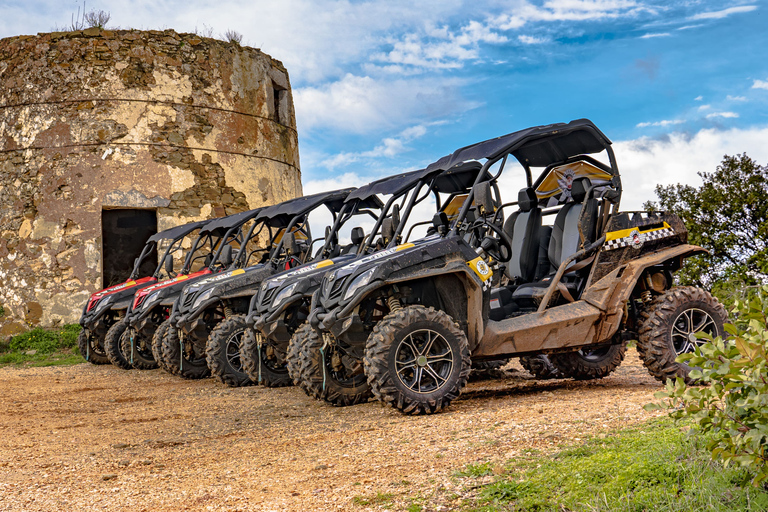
xmin=224 ymin=304 xmax=234 ymax=318
xmin=387 ymin=295 xmax=402 ymax=313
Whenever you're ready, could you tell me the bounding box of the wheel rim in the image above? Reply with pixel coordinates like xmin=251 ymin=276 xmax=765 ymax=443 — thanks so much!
xmin=323 ymin=345 xmax=364 ymax=386
xmin=90 ymin=334 xmax=107 ymax=356
xmin=394 ymin=329 xmax=453 ymax=394
xmin=672 ymin=307 xmax=717 ymax=355
xmin=226 ymin=330 xmax=245 ymax=372
xmin=262 ymin=341 xmax=288 ymax=373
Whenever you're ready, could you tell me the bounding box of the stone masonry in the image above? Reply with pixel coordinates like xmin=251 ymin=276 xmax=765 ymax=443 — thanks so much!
xmin=0 ymin=29 xmax=303 ymax=334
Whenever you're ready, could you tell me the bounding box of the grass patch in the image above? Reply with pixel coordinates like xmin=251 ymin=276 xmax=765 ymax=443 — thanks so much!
xmin=0 ymin=324 xmax=85 ymax=367
xmin=458 ymin=418 xmax=768 ymax=511
xmin=352 ymin=491 xmax=395 ymax=507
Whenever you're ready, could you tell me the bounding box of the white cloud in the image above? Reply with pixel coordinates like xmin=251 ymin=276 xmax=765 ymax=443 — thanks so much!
xmin=372 ymin=20 xmax=507 ymax=71
xmin=494 ymin=0 xmax=646 ymax=30
xmin=320 ymin=123 xmax=434 ymax=169
xmin=752 ymin=79 xmax=768 ymax=90
xmin=697 ymin=104 xmax=711 ymax=111
xmin=677 ymin=24 xmax=704 ymax=30
xmin=694 ymin=95 xmax=704 ymax=101
xmin=690 ymin=5 xmax=758 ymax=21
xmin=727 ymin=95 xmax=747 ymax=101
xmin=639 ymin=32 xmax=670 ymax=38
xmin=706 ymin=112 xmax=739 ymax=119
xmin=636 ymin=119 xmax=684 ymax=128
xmin=518 ymin=34 xmax=550 ymax=44
xmin=615 ymin=126 xmax=768 ymax=210
xmin=294 ymin=74 xmax=478 ymax=134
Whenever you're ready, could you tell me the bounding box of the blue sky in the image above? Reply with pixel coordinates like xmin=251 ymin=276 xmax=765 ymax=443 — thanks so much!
xmin=2 ymin=0 xmax=768 ymax=209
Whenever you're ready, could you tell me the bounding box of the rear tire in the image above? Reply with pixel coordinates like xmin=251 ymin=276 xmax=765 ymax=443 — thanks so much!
xmin=78 ymin=328 xmax=110 ymax=365
xmin=519 ymin=354 xmax=563 ymax=380
xmin=637 ymin=286 xmax=727 ymax=384
xmin=105 ymin=320 xmax=131 ymax=370
xmin=162 ymin=325 xmax=210 ymax=379
xmin=297 ymin=327 xmax=370 ymax=406
xmin=365 ymin=306 xmax=471 ymax=415
xmin=206 ymin=315 xmax=253 ymax=387
xmin=549 ymin=342 xmax=626 ymax=380
xmin=152 ymin=320 xmax=173 ymax=374
xmin=120 ymin=326 xmax=158 ymax=370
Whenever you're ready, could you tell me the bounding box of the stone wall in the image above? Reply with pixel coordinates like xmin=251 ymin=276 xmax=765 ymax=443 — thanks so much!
xmin=0 ymin=29 xmax=303 ymax=334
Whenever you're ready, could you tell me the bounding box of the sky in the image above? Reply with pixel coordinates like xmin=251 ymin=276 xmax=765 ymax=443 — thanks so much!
xmin=2 ymin=0 xmax=768 ymax=211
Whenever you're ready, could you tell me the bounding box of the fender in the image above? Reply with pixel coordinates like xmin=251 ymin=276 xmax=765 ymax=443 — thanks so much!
xmin=581 ymin=243 xmax=707 ymax=341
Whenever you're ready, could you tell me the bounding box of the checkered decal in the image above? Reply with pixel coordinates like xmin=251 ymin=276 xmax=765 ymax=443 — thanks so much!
xmin=603 ymin=226 xmax=676 ymax=251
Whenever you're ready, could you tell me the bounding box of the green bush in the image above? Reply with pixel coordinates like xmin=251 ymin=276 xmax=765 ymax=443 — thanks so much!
xmin=649 ymin=285 xmax=768 ymax=486
xmin=7 ymin=324 xmax=82 ymax=354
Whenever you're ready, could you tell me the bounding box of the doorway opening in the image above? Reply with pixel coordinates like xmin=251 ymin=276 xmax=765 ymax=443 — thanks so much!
xmin=102 ymin=209 xmax=158 ymax=287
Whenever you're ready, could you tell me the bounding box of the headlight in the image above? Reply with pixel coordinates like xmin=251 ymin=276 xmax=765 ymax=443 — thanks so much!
xmin=272 ymin=282 xmax=298 ymax=308
xmin=93 ymin=296 xmax=113 ymax=314
xmin=142 ymin=291 xmax=161 ymax=310
xmin=192 ymin=288 xmax=215 ymax=310
xmin=343 ymin=268 xmax=375 ymax=301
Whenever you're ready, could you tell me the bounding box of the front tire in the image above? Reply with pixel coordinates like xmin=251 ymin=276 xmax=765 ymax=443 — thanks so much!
xmin=286 ymin=322 xmax=312 ymax=387
xmin=549 ymin=341 xmax=627 ymax=380
xmin=152 ymin=320 xmax=173 ymax=374
xmin=365 ymin=306 xmax=471 ymax=415
xmin=297 ymin=327 xmax=370 ymax=406
xmin=78 ymin=328 xmax=110 ymax=365
xmin=241 ymin=329 xmax=293 ymax=388
xmin=105 ymin=319 xmax=131 ymax=370
xmin=206 ymin=315 xmax=253 ymax=387
xmin=637 ymin=286 xmax=727 ymax=384
xmin=161 ymin=325 xmax=210 ymax=379
xmin=120 ymin=326 xmax=159 ymax=370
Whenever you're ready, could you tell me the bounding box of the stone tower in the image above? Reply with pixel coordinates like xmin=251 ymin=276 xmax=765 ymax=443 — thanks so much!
xmin=0 ymin=29 xmax=302 ymax=333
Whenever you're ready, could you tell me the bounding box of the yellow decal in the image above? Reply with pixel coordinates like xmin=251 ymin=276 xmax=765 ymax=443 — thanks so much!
xmin=467 ymin=256 xmax=493 ymax=282
xmin=606 ymin=222 xmax=671 ymax=242
xmin=175 ymin=275 xmax=189 ymax=281
xmin=231 ymin=268 xmax=246 ymax=276
xmin=125 ymin=281 xmax=136 ymax=287
xmin=316 ymin=259 xmax=334 ymax=268
xmin=396 ymin=242 xmax=415 ymax=251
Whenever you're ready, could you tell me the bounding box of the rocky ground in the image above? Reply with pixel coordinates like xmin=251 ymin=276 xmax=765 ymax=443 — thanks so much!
xmin=0 ymin=350 xmax=664 ymax=511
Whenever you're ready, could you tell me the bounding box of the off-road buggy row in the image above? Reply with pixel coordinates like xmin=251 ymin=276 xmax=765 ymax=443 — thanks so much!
xmin=80 ymin=118 xmax=727 ymax=415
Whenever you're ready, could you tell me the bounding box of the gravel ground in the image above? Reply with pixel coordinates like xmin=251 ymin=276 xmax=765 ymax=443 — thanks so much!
xmin=0 ymin=349 xmax=664 ymax=511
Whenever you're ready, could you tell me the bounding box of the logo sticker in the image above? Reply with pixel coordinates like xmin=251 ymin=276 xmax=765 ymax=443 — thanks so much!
xmin=467 ymin=256 xmax=493 ymax=282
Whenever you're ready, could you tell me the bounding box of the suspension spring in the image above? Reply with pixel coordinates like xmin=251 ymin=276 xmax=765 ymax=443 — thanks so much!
xmin=640 ymin=290 xmax=653 ymax=303
xmin=387 ymin=296 xmax=402 ymax=312
xmin=224 ymin=305 xmax=234 ymax=318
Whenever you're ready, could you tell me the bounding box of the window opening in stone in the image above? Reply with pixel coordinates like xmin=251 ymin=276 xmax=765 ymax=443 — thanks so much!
xmin=101 ymin=209 xmax=158 ymax=287
xmin=272 ymin=80 xmax=286 ymax=124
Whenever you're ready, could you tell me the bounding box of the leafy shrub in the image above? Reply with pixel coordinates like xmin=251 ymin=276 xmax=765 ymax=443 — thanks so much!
xmin=649 ymin=285 xmax=768 ymax=485
xmin=7 ymin=324 xmax=82 ymax=354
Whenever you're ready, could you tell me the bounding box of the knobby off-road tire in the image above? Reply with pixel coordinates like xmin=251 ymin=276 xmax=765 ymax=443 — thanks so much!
xmin=78 ymin=328 xmax=110 ymax=365
xmin=365 ymin=306 xmax=471 ymax=415
xmin=161 ymin=325 xmax=210 ymax=379
xmin=637 ymin=286 xmax=727 ymax=385
xmin=471 ymin=358 xmax=510 ymax=371
xmin=105 ymin=320 xmax=131 ymax=370
xmin=297 ymin=326 xmax=371 ymax=406
xmin=152 ymin=319 xmax=173 ymax=374
xmin=241 ymin=329 xmax=293 ymax=388
xmin=206 ymin=315 xmax=253 ymax=387
xmin=519 ymin=354 xmax=563 ymax=380
xmin=286 ymin=322 xmax=312 ymax=387
xmin=120 ymin=326 xmax=158 ymax=370
xmin=549 ymin=341 xmax=627 ymax=380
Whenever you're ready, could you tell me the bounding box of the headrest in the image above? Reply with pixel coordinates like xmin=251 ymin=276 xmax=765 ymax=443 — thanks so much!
xmin=571 ymin=178 xmax=591 ymax=203
xmin=350 ymin=227 xmax=364 ymax=245
xmin=518 ymin=187 xmax=537 ymax=212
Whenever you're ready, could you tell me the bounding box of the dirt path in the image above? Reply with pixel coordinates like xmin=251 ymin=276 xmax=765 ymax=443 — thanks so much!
xmin=0 ymin=350 xmax=663 ymax=511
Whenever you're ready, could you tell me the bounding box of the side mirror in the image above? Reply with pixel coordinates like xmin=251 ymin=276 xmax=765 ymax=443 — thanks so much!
xmin=473 ymin=182 xmax=494 ymax=216
xmin=220 ymin=244 xmax=233 ymax=267
xmin=164 ymin=254 xmax=174 ymax=275
xmin=283 ymin=231 xmax=299 ymax=255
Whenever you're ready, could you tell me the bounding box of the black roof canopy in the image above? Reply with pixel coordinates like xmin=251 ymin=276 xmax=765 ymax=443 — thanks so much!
xmin=426 ymin=119 xmax=613 ymax=173
xmin=147 ymin=219 xmax=209 ymax=243
xmin=432 ymin=161 xmax=491 ymax=194
xmin=344 ymin=168 xmax=439 ymax=203
xmin=257 ymin=188 xmax=355 ymax=227
xmin=199 ymin=208 xmax=264 ymax=236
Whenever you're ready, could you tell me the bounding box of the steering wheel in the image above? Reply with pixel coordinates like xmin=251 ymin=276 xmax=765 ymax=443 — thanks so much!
xmin=470 ymin=219 xmax=512 ymax=263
